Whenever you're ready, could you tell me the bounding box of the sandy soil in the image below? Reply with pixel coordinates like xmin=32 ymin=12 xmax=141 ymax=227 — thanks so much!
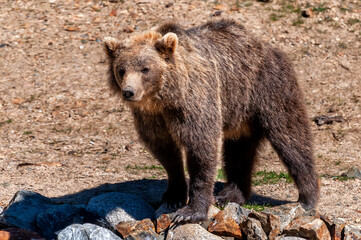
xmin=0 ymin=0 xmax=360 ymax=223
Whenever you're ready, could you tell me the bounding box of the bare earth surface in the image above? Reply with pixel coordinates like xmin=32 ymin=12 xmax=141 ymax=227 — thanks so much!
xmin=0 ymin=0 xmax=360 ymax=223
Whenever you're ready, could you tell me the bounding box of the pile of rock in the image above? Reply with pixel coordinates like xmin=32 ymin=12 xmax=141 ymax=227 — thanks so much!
xmin=0 ymin=190 xmax=360 ymax=240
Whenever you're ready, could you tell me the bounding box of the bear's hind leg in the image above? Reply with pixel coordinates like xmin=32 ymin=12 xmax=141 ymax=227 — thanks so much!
xmin=216 ymin=134 xmax=262 ymax=207
xmin=262 ymin=111 xmax=319 ymax=210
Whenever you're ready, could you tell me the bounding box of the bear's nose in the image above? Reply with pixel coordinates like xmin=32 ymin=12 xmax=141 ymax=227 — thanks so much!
xmin=122 ymin=87 xmax=135 ymax=99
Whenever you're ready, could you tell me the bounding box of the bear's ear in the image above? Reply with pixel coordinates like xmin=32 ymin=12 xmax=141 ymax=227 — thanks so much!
xmin=103 ymin=37 xmax=121 ymax=59
xmin=155 ymin=32 xmax=178 ymax=56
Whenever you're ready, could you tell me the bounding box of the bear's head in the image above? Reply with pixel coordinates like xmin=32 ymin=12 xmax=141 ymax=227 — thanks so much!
xmin=103 ymin=31 xmax=178 ymax=104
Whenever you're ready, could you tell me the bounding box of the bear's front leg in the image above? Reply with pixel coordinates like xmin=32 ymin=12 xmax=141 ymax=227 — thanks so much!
xmin=132 ymin=110 xmax=188 ymax=214
xmin=172 ymin=117 xmax=221 ymax=223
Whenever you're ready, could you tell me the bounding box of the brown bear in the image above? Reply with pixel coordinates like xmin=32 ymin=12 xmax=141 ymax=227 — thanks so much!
xmin=103 ymin=19 xmax=319 ymax=223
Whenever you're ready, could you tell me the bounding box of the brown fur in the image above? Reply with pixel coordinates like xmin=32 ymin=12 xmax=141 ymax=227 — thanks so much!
xmin=104 ymin=19 xmax=319 ymax=222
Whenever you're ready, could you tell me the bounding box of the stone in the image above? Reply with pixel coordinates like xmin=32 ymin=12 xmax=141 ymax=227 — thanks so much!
xmin=275 ymin=236 xmax=308 ymax=240
xmin=303 ymin=210 xmax=320 ymax=218
xmin=166 ymin=224 xmax=223 ymax=240
xmin=345 ymin=167 xmax=361 ymax=180
xmin=0 ymin=191 xmax=54 ymax=232
xmin=332 ymin=218 xmax=347 ymax=240
xmin=240 ymin=218 xmax=267 ymax=240
xmin=124 ymin=230 xmax=158 ymax=240
xmin=248 ymin=211 xmax=281 ymax=239
xmin=263 ymin=203 xmax=305 ymax=231
xmin=320 ymin=216 xmax=345 ymax=240
xmin=130 ymin=219 xmax=155 ymax=238
xmin=207 ymin=210 xmax=243 ymax=239
xmin=0 ymin=227 xmax=45 ymax=240
xmin=200 ymin=219 xmax=213 ymax=230
xmin=155 ymin=214 xmax=172 ymax=233
xmin=223 ymin=202 xmax=250 ymax=224
xmin=207 ymin=205 xmax=221 ymax=219
xmin=36 ymin=204 xmax=85 ymax=239
xmin=343 ymin=224 xmax=361 ymax=240
xmin=57 ymin=223 xmax=121 ymax=240
xmin=86 ymin=192 xmax=155 ymax=229
xmin=116 ymin=221 xmax=137 ymax=237
xmin=116 ymin=219 xmax=155 ymax=239
xmin=284 ymin=216 xmax=331 ymax=240
xmin=301 ymin=8 xmax=314 ymax=18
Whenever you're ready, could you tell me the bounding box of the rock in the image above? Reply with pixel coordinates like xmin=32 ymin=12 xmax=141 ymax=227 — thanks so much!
xmin=116 ymin=221 xmax=137 ymax=237
xmin=123 ymin=27 xmax=135 ymax=33
xmin=86 ymin=192 xmax=155 ymax=229
xmin=223 ymin=202 xmax=250 ymax=224
xmin=207 ymin=210 xmax=243 ymax=239
xmin=312 ymin=115 xmax=345 ymax=126
xmin=37 ymin=204 xmax=86 ymax=239
xmin=155 ymin=214 xmax=172 ymax=233
xmin=0 ymin=191 xmax=54 ymax=232
xmin=212 ymin=10 xmax=224 ymax=16
xmin=207 ymin=205 xmax=221 ymax=219
xmin=240 ymin=218 xmax=267 ymax=240
xmin=0 ymin=227 xmax=45 ymax=240
xmin=116 ymin=219 xmax=155 ymax=239
xmin=263 ymin=203 xmax=305 ymax=231
xmin=320 ymin=216 xmax=345 ymax=240
xmin=301 ymin=8 xmax=314 ymax=18
xmin=124 ymin=230 xmax=158 ymax=240
xmin=200 ymin=219 xmax=212 ymax=230
xmin=166 ymin=224 xmax=223 ymax=240
xmin=57 ymin=223 xmax=121 ymax=240
xmin=345 ymin=167 xmax=361 ymax=179
xmin=303 ymin=209 xmax=320 ymax=218
xmin=248 ymin=211 xmax=281 ymax=239
xmin=275 ymin=236 xmax=308 ymax=240
xmin=284 ymin=216 xmax=331 ymax=240
xmin=343 ymin=224 xmax=361 ymax=240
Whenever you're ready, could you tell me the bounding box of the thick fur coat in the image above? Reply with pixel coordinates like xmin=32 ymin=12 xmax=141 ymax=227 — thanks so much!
xmin=104 ymin=19 xmax=319 ymax=222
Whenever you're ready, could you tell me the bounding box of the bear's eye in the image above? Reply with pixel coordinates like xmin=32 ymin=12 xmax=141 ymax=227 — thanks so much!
xmin=141 ymin=68 xmax=150 ymax=74
xmin=118 ymin=68 xmax=125 ymax=77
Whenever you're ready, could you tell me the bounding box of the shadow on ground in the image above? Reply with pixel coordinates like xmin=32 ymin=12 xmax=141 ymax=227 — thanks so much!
xmin=51 ymin=179 xmax=292 ymax=208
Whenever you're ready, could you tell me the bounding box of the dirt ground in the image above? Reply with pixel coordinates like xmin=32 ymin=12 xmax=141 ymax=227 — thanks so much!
xmin=0 ymin=0 xmax=360 ymax=223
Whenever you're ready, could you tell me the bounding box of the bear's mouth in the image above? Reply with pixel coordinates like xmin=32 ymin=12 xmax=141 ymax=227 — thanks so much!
xmin=124 ymin=96 xmax=142 ymax=102
xmin=122 ymin=92 xmax=144 ymax=102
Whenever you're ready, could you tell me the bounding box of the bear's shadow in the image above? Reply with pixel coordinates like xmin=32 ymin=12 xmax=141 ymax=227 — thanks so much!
xmin=1 ymin=179 xmax=293 ymax=238
xmin=51 ymin=179 xmax=291 ymax=208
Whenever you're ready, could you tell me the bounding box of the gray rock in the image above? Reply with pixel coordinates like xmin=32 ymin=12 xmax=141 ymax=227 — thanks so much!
xmin=0 ymin=190 xmax=54 ymax=231
xmin=275 ymin=236 xmax=308 ymax=240
xmin=37 ymin=204 xmax=86 ymax=239
xmin=241 ymin=218 xmax=267 ymax=240
xmin=57 ymin=223 xmax=122 ymax=240
xmin=345 ymin=167 xmax=361 ymax=179
xmin=248 ymin=211 xmax=281 ymax=239
xmin=86 ymin=192 xmax=155 ymax=229
xmin=223 ymin=202 xmax=250 ymax=224
xmin=207 ymin=205 xmax=221 ymax=219
xmin=166 ymin=224 xmax=223 ymax=240
xmin=343 ymin=224 xmax=361 ymax=240
xmin=263 ymin=203 xmax=305 ymax=231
